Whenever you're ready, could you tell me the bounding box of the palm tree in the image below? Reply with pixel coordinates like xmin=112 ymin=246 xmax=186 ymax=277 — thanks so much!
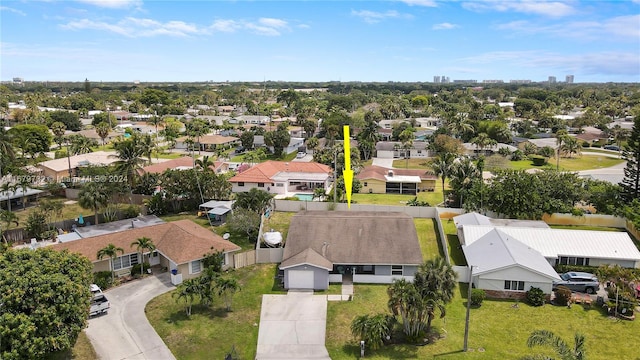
xmin=78 ymin=181 xmax=110 ymax=225
xmin=447 ymin=113 xmax=474 ymax=139
xmin=471 ymin=132 xmax=497 ymax=155
xmin=1 ymin=182 xmax=16 ymax=212
xmin=523 ymin=330 xmax=586 ymax=360
xmin=69 ymin=134 xmax=98 ymax=155
xmin=448 ymin=158 xmax=480 ymax=208
xmin=313 ymin=186 xmax=326 ymax=201
xmin=95 ymin=121 xmax=111 ymax=147
xmin=137 ymin=134 xmax=155 ymax=164
xmin=195 ymin=155 xmax=215 ymax=172
xmin=399 ymin=128 xmax=414 ymax=169
xmin=111 ymin=137 xmax=146 ymax=189
xmin=429 ymin=152 xmax=455 ymax=205
xmin=172 ymin=278 xmax=201 ymax=316
xmin=147 ymin=115 xmax=164 ymax=143
xmin=97 ymin=243 xmax=124 ymax=281
xmin=216 ymin=277 xmax=240 ymax=311
xmin=555 ymin=129 xmax=569 ymax=170
xmin=561 ymin=137 xmax=581 ymax=158
xmin=130 ymin=237 xmax=156 ymax=276
xmin=414 ymin=257 xmax=458 ymax=303
xmin=17 ymin=176 xmax=31 ymax=210
xmin=50 ymin=121 xmax=67 ymax=148
xmin=0 ymin=209 xmax=19 ymax=243
xmin=350 ymin=313 xmax=394 ymax=350
xmin=0 ymin=127 xmax=15 ymax=176
xmin=387 ymin=279 xmax=427 ymax=340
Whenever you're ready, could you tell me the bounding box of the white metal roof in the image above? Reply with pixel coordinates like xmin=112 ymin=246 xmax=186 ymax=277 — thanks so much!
xmin=271 ymin=172 xmax=329 ymax=182
xmin=453 ymin=212 xmax=492 ymax=228
xmin=462 ymin=225 xmax=640 ymax=261
xmin=384 ymin=175 xmax=421 ymax=183
xmin=463 ymin=229 xmax=560 ymax=280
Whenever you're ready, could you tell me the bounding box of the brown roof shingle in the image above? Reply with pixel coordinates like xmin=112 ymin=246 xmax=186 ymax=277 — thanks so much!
xmin=51 ymin=220 xmax=240 ymax=265
xmin=282 ymin=211 xmax=423 ymax=267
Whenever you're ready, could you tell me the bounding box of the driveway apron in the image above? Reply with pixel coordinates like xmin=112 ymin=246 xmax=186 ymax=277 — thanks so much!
xmin=256 ymin=292 xmax=331 ymax=360
xmin=85 ymin=273 xmax=176 ymax=360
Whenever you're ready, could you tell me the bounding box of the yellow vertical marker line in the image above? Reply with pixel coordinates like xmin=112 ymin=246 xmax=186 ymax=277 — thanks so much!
xmin=343 ymin=125 xmax=353 ymax=208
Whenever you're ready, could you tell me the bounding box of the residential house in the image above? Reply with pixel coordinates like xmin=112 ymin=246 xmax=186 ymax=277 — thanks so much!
xmin=51 ymin=219 xmax=241 ymax=281
xmin=175 ymin=134 xmax=239 ymax=152
xmin=0 ymin=186 xmax=44 ymax=210
xmin=141 ymin=157 xmax=195 ymax=174
xmin=280 ymin=211 xmax=423 ymax=290
xmin=228 ymin=160 xmax=332 ymax=196
xmin=462 ymin=142 xmax=518 ymax=156
xmin=37 ymin=151 xmax=119 ymax=181
xmin=375 ymin=141 xmax=430 ymax=159
xmin=74 ymin=129 xmax=120 ymax=144
xmin=357 ymin=165 xmax=436 ymax=195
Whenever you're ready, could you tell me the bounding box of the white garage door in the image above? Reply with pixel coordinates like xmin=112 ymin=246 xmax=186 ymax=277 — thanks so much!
xmin=288 ymin=270 xmax=314 ymax=289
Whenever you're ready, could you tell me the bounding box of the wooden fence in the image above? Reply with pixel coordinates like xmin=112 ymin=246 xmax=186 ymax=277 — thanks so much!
xmin=233 ymin=250 xmax=256 ymax=269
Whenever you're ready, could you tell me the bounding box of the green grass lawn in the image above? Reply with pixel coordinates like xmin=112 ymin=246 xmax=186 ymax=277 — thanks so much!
xmin=147 ymin=264 xmax=281 ymax=360
xmin=415 ymin=218 xmax=441 ymax=261
xmin=352 ymin=187 xmax=446 ymax=207
xmin=327 ymin=282 xmax=640 ymax=359
xmin=46 ymin=331 xmax=96 ymax=360
xmin=502 ymin=154 xmax=623 ymax=172
xmin=392 ymin=158 xmax=429 ymax=169
xmin=160 ymin=212 xmax=257 ymax=250
xmin=263 ymin=211 xmax=295 ymax=242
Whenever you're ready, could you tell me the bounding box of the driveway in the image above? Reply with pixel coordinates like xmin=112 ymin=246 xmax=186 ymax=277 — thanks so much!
xmin=256 ymin=292 xmax=330 ymax=360
xmin=85 ymin=273 xmax=176 ymax=360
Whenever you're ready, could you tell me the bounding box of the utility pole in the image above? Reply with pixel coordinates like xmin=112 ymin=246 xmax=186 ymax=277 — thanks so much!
xmin=463 ymin=265 xmax=474 ymax=351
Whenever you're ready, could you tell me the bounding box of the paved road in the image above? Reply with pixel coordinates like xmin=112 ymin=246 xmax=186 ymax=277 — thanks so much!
xmin=85 ymin=273 xmax=176 ymax=360
xmin=256 ymin=292 xmax=331 ymax=360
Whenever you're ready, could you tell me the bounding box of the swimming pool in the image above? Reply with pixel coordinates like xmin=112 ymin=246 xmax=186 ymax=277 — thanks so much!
xmin=294 ymin=193 xmax=314 ymax=201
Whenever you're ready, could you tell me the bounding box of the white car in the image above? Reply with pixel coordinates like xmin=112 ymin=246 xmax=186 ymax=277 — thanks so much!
xmin=296 ymin=152 xmax=306 ymax=159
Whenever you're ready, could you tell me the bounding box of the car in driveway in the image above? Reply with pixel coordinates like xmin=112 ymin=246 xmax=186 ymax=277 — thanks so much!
xmin=603 ymin=145 xmax=620 ymax=151
xmin=553 ymin=272 xmax=600 ymax=294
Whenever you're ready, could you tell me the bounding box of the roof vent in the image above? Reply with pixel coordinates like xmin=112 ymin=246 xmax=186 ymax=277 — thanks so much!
xmin=388 ymin=170 xmax=394 ymax=177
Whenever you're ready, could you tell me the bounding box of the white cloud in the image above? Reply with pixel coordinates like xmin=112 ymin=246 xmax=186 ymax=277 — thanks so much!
xmin=459 ymin=50 xmax=640 ymax=77
xmin=259 ymin=18 xmax=288 ymax=29
xmin=74 ymin=0 xmax=143 ymax=9
xmin=0 ymin=6 xmax=26 ymax=16
xmin=432 ymin=22 xmax=458 ymax=30
xmin=462 ymin=0 xmax=576 ymax=18
xmin=352 ymin=9 xmax=413 ymax=24
xmin=61 ymin=17 xmax=202 ymax=37
xmin=209 ymin=19 xmax=241 ymax=33
xmin=398 ymin=0 xmax=437 ymax=7
xmin=495 ymin=14 xmax=640 ymax=41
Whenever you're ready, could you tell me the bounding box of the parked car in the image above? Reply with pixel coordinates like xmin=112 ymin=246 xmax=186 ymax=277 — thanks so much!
xmin=604 ymin=145 xmax=620 ymax=151
xmin=553 ymin=272 xmax=600 ymax=294
xmin=296 ymin=152 xmax=306 ymax=159
xmin=90 ymin=284 xmax=103 ymax=299
xmin=90 ymin=294 xmax=110 ymax=316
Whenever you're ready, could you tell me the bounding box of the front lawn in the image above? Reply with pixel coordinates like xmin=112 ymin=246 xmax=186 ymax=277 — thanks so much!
xmin=506 ymin=154 xmax=623 ymax=172
xmin=326 ymin=282 xmax=640 ymax=359
xmin=147 ymin=264 xmax=281 ymax=360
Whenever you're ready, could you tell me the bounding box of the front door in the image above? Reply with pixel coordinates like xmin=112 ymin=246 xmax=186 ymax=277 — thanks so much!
xmin=149 ymin=251 xmax=160 ymax=266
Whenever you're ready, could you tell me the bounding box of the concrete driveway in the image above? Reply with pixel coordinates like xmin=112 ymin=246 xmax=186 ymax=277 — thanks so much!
xmin=256 ymin=292 xmax=331 ymax=360
xmin=85 ymin=273 xmax=176 ymax=360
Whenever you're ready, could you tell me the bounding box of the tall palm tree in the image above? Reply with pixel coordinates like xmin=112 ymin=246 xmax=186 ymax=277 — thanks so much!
xmin=0 ymin=209 xmax=19 ymax=243
xmin=399 ymin=128 xmax=414 ymax=169
xmin=111 ymin=137 xmax=146 ymax=189
xmin=17 ymin=176 xmax=31 ymax=210
xmin=387 ymin=279 xmax=428 ymax=340
xmin=78 ymin=181 xmax=110 ymax=225
xmin=523 ymin=330 xmax=586 ymax=360
xmin=147 ymin=115 xmax=164 ymax=143
xmin=137 ymin=134 xmax=155 ymax=164
xmin=448 ymin=158 xmax=480 ymax=208
xmin=561 ymin=137 xmax=581 ymax=158
xmin=69 ymin=134 xmax=98 ymax=155
xmin=555 ymin=129 xmax=569 ymax=170
xmin=130 ymin=237 xmax=156 ymax=276
xmin=97 ymin=243 xmax=124 ymax=281
xmin=95 ymin=121 xmax=111 ymax=147
xmin=429 ymin=152 xmax=455 ymax=205
xmin=50 ymin=121 xmax=67 ymax=148
xmin=0 ymin=127 xmax=15 ymax=176
xmin=0 ymin=182 xmax=16 ymax=212
xmin=471 ymin=132 xmax=497 ymax=155
xmin=216 ymin=277 xmax=240 ymax=311
xmin=195 ymin=155 xmax=215 ymax=172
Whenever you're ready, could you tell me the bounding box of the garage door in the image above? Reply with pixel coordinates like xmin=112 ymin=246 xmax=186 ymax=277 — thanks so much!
xmin=288 ymin=270 xmax=314 ymax=289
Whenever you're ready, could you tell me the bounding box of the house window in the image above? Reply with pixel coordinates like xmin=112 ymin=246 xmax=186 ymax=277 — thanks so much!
xmin=557 ymin=256 xmax=590 ymax=266
xmin=276 ymin=183 xmax=284 ymax=187
xmin=258 ymin=183 xmax=265 ymax=188
xmin=417 ymin=150 xmax=422 ymax=154
xmin=238 ymin=182 xmax=245 ymax=187
xmin=112 ymin=253 xmax=139 ymax=270
xmin=504 ymin=280 xmax=525 ymax=291
xmin=190 ymin=260 xmax=202 ymax=274
xmin=391 ymin=265 xmax=403 ymax=276
xmin=363 ymin=182 xmax=368 ymax=187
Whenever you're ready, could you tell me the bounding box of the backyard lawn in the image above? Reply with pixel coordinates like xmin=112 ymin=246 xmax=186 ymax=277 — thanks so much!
xmin=352 ymin=187 xmax=447 ymax=207
xmin=415 ymin=218 xmax=441 ymax=261
xmin=147 ymin=264 xmax=282 ymax=360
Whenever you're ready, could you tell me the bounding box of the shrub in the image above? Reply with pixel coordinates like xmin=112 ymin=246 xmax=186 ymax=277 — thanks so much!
xmin=526 ymin=287 xmax=546 ymax=306
xmin=510 ymin=149 xmax=524 ymax=161
xmin=530 ymin=155 xmax=547 ymax=166
xmin=131 ymin=262 xmax=151 ymax=278
xmin=122 ymin=204 xmax=140 ymax=219
xmin=55 ymin=149 xmax=68 ymax=159
xmin=581 ymin=142 xmax=591 ymax=148
xmin=470 ymin=288 xmax=485 ymax=306
xmin=93 ymin=271 xmax=114 ymax=290
xmin=554 ymin=286 xmax=572 ymax=306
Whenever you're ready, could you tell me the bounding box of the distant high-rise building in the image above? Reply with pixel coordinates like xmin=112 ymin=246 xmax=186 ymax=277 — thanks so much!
xmin=548 ymin=76 xmax=556 ymax=84
xmin=453 ymin=80 xmax=478 ymax=83
xmin=483 ymin=80 xmax=504 ymax=84
xmin=566 ymin=75 xmax=574 ymax=84
xmin=434 ymin=76 xmax=441 ymax=83
xmin=12 ymin=77 xmax=23 ymax=85
xmin=510 ymin=79 xmax=532 ymax=84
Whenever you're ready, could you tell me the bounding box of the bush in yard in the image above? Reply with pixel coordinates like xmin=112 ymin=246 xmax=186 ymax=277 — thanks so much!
xmin=470 ymin=288 xmax=485 ymax=306
xmin=93 ymin=271 xmax=114 ymax=290
xmin=526 ymin=287 xmax=546 ymax=306
xmin=131 ymin=262 xmax=151 ymax=278
xmin=554 ymin=286 xmax=572 ymax=306
xmin=530 ymin=155 xmax=547 ymax=166
xmin=122 ymin=204 xmax=140 ymax=219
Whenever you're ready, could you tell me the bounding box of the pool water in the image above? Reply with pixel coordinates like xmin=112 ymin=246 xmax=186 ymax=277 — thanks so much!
xmin=294 ymin=193 xmax=314 ymax=201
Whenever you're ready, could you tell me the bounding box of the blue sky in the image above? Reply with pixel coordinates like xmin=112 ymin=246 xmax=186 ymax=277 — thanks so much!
xmin=1 ymin=0 xmax=639 ymax=83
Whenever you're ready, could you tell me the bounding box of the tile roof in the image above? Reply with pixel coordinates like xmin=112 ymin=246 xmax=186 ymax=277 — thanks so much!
xmin=356 ymin=165 xmax=436 ymax=182
xmin=229 ymin=161 xmax=332 ymax=184
xmin=142 ymin=157 xmax=194 ymax=174
xmin=282 ymin=211 xmax=423 ymax=267
xmin=51 ymin=220 xmax=240 ymax=265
